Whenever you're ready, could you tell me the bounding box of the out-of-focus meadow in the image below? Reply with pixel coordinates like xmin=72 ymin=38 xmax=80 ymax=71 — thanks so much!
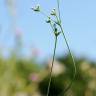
xmin=0 ymin=0 xmax=96 ymax=96
xmin=0 ymin=51 xmax=96 ymax=96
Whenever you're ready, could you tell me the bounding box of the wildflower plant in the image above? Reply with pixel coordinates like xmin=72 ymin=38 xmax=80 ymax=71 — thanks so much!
xmin=31 ymin=0 xmax=77 ymax=96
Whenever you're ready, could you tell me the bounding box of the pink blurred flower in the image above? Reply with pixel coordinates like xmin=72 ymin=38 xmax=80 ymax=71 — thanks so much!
xmin=29 ymin=73 xmax=39 ymax=82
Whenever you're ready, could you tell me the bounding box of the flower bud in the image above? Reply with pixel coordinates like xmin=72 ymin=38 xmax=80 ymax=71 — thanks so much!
xmin=46 ymin=17 xmax=51 ymax=23
xmin=31 ymin=5 xmax=40 ymax=12
xmin=54 ymin=31 xmax=61 ymax=36
xmin=50 ymin=8 xmax=56 ymax=16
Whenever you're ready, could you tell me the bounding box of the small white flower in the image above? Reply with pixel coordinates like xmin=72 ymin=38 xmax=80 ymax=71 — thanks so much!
xmin=46 ymin=17 xmax=51 ymax=23
xmin=50 ymin=8 xmax=56 ymax=16
xmin=31 ymin=4 xmax=40 ymax=12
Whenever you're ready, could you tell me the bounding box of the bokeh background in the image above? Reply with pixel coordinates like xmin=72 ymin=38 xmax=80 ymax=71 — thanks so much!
xmin=0 ymin=0 xmax=96 ymax=96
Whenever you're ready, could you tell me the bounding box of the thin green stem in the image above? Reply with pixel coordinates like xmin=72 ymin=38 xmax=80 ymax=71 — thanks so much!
xmin=49 ymin=22 xmax=54 ymax=32
xmin=57 ymin=0 xmax=61 ymax=23
xmin=49 ymin=22 xmax=53 ymax=29
xmin=46 ymin=36 xmax=58 ymax=96
xmin=40 ymin=11 xmax=56 ymax=23
xmin=55 ymin=14 xmax=60 ymax=24
xmin=40 ymin=11 xmax=49 ymax=18
xmin=58 ymin=25 xmax=76 ymax=96
xmin=56 ymin=0 xmax=77 ymax=95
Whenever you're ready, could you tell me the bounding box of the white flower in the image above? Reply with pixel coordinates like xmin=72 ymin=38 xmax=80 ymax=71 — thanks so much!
xmin=50 ymin=8 xmax=56 ymax=16
xmin=31 ymin=4 xmax=40 ymax=12
xmin=46 ymin=17 xmax=51 ymax=23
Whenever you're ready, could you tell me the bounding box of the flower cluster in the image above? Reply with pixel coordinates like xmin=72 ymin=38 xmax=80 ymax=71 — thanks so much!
xmin=31 ymin=1 xmax=76 ymax=96
xmin=31 ymin=4 xmax=61 ymax=37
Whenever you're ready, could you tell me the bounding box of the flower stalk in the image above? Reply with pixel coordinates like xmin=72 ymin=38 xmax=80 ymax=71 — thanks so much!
xmin=46 ymin=35 xmax=58 ymax=96
xmin=56 ymin=0 xmax=77 ymax=95
xmin=31 ymin=1 xmax=77 ymax=95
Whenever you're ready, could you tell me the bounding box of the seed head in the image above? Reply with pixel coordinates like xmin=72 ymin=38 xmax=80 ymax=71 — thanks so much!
xmin=50 ymin=8 xmax=56 ymax=16
xmin=46 ymin=17 xmax=51 ymax=23
xmin=31 ymin=4 xmax=40 ymax=12
xmin=54 ymin=31 xmax=61 ymax=37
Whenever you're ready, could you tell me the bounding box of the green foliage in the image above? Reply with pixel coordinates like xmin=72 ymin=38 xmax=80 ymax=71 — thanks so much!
xmin=0 ymin=53 xmax=96 ymax=96
xmin=37 ymin=54 xmax=96 ymax=96
xmin=39 ymin=76 xmax=64 ymax=96
xmin=0 ymin=54 xmax=40 ymax=96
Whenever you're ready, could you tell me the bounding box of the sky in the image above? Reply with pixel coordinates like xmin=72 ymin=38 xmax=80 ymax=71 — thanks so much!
xmin=0 ymin=0 xmax=96 ymax=61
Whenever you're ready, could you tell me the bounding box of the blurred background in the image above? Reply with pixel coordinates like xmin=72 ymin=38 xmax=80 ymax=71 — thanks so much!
xmin=0 ymin=0 xmax=96 ymax=96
